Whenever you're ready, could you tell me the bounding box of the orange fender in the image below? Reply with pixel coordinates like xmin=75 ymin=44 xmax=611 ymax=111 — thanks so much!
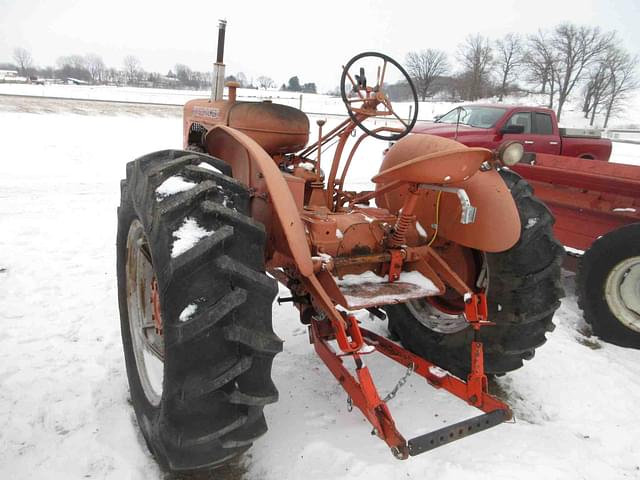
xmin=376 ymin=135 xmax=520 ymax=253
xmin=205 ymin=125 xmax=313 ymax=277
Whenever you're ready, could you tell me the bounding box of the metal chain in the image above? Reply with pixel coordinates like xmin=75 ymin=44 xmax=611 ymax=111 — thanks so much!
xmin=383 ymin=362 xmax=415 ymax=403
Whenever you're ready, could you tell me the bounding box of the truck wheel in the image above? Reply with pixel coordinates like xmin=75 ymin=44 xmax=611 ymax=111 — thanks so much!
xmin=577 ymin=223 xmax=640 ymax=348
xmin=385 ymin=169 xmax=564 ymax=377
xmin=116 ymin=150 xmax=281 ymax=473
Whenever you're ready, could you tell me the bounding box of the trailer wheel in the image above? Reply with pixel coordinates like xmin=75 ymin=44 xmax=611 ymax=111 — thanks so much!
xmin=116 ymin=150 xmax=281 ymax=473
xmin=577 ymin=223 xmax=640 ymax=348
xmin=385 ymin=169 xmax=564 ymax=377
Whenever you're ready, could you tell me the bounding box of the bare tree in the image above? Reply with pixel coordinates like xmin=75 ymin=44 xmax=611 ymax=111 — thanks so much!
xmin=123 ymin=55 xmax=142 ymax=85
xmin=582 ymin=59 xmax=611 ymax=125
xmin=494 ymin=33 xmax=523 ymax=101
xmin=551 ymin=23 xmax=613 ymax=121
xmin=57 ymin=55 xmax=87 ymax=70
xmin=405 ymin=49 xmax=449 ymax=101
xmin=175 ymin=64 xmax=192 ymax=82
xmin=525 ymin=30 xmax=559 ymax=108
xmin=56 ymin=55 xmax=91 ymax=82
xmin=175 ymin=64 xmax=202 ymax=88
xmin=257 ymin=75 xmax=274 ymax=89
xmin=457 ymin=34 xmax=493 ymax=100
xmin=104 ymin=67 xmax=121 ymax=85
xmin=236 ymin=72 xmax=248 ymax=88
xmin=602 ymin=48 xmax=638 ymax=128
xmin=13 ymin=47 xmax=33 ymax=76
xmin=85 ymin=54 xmax=105 ymax=84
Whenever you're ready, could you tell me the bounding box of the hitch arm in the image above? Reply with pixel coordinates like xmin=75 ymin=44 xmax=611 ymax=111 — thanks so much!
xmin=310 ymin=319 xmax=408 ymax=457
xmin=310 ymin=316 xmax=512 ymax=459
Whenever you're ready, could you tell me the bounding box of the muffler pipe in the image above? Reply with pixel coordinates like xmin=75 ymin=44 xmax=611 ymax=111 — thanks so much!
xmin=211 ymin=19 xmax=227 ymax=101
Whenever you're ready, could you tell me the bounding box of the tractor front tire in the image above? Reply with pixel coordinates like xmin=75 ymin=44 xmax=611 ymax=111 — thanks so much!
xmin=577 ymin=223 xmax=640 ymax=348
xmin=385 ymin=169 xmax=564 ymax=378
xmin=116 ymin=150 xmax=281 ymax=473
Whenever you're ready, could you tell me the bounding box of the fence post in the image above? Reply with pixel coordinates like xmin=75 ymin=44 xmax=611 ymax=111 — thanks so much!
xmin=408 ymin=105 xmax=412 ymax=124
xmin=299 ymin=94 xmax=303 ymax=111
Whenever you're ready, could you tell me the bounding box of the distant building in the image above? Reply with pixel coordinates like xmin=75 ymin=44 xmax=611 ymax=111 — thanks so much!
xmin=0 ymin=70 xmax=23 ymax=83
xmin=65 ymin=77 xmax=89 ymax=85
xmin=157 ymin=76 xmax=181 ymax=88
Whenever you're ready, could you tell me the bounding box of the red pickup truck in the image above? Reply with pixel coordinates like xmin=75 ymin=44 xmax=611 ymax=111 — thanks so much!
xmin=416 ymin=104 xmax=612 ymax=161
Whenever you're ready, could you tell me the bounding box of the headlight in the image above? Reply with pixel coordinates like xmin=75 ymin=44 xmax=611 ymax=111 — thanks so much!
xmin=498 ymin=141 xmax=524 ymax=166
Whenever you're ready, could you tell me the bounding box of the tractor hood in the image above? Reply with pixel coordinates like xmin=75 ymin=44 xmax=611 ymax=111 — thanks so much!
xmin=412 ymin=122 xmax=485 ymax=139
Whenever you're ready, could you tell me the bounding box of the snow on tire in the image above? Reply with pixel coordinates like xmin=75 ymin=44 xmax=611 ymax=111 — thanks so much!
xmin=385 ymin=169 xmax=565 ymax=378
xmin=116 ymin=149 xmax=281 ymax=473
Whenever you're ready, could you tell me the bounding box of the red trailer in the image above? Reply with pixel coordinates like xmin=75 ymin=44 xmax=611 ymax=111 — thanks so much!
xmin=511 ymin=154 xmax=640 ymax=348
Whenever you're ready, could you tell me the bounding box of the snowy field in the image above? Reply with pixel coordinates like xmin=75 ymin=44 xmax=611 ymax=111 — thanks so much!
xmin=2 ymin=82 xmax=640 ymax=130
xmin=1 ymin=96 xmax=640 ymax=480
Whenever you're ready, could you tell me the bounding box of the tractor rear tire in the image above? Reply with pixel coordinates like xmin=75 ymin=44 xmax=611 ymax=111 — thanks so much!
xmin=385 ymin=169 xmax=564 ymax=378
xmin=577 ymin=223 xmax=640 ymax=348
xmin=116 ymin=149 xmax=281 ymax=473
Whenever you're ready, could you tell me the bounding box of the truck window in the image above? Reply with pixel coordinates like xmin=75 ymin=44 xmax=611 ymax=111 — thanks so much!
xmin=534 ymin=113 xmax=554 ymax=135
xmin=504 ymin=112 xmax=531 ymax=134
xmin=436 ymin=106 xmax=506 ymax=128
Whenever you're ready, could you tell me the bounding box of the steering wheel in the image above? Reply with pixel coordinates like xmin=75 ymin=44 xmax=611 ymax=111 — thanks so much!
xmin=340 ymin=51 xmax=419 ymax=141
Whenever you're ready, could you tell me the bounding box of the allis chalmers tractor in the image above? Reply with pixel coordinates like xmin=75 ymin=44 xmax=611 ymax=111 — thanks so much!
xmin=116 ymin=22 xmax=563 ymax=473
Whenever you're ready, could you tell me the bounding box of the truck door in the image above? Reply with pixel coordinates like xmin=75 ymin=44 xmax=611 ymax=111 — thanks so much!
xmin=501 ymin=111 xmax=535 ymax=151
xmin=531 ymin=111 xmax=561 ymax=155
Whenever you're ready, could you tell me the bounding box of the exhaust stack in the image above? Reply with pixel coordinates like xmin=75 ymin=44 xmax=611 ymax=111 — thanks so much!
xmin=211 ymin=19 xmax=227 ymax=101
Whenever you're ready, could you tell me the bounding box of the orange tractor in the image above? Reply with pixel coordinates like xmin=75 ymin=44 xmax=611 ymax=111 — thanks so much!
xmin=116 ymin=21 xmax=563 ymax=473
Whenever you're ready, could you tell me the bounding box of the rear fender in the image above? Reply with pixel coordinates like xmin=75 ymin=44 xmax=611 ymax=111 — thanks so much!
xmin=205 ymin=125 xmax=313 ymax=276
xmin=377 ymin=169 xmax=521 ymax=253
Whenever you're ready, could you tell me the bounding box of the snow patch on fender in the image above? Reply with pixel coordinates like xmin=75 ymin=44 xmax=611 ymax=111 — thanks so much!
xmin=171 ymin=217 xmax=213 ymax=258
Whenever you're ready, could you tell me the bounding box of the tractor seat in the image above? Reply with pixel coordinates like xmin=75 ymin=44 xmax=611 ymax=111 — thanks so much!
xmin=372 ymin=147 xmax=492 ymax=185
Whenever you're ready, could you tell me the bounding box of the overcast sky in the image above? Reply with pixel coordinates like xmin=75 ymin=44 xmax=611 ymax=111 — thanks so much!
xmin=1 ymin=0 xmax=639 ymax=91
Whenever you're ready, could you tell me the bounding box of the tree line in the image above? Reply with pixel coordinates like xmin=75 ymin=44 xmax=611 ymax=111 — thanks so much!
xmin=4 ymin=48 xmax=297 ymax=92
xmin=6 ymin=22 xmax=638 ymax=127
xmin=403 ymin=22 xmax=638 ymax=126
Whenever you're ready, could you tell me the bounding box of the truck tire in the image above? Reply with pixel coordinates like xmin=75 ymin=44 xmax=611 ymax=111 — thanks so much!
xmin=576 ymin=223 xmax=640 ymax=348
xmin=116 ymin=150 xmax=281 ymax=473
xmin=385 ymin=169 xmax=564 ymax=378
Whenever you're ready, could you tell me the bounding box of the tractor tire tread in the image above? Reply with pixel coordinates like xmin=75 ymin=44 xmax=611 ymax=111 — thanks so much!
xmin=116 ymin=149 xmax=279 ymax=473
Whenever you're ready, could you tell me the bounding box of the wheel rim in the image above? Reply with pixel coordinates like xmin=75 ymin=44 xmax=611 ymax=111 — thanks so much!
xmin=126 ymin=219 xmax=164 ymax=406
xmin=406 ymin=299 xmax=470 ymax=334
xmin=604 ymin=256 xmax=640 ymax=333
xmin=407 ymin=253 xmax=488 ymax=334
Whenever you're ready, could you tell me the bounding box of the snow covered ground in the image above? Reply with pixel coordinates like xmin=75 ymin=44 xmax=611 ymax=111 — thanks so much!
xmin=2 ymin=82 xmax=640 ymax=130
xmin=1 ymin=96 xmax=639 ymax=480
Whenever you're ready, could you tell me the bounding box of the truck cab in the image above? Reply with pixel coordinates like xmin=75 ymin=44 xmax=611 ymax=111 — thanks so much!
xmin=417 ymin=104 xmax=612 ymax=161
